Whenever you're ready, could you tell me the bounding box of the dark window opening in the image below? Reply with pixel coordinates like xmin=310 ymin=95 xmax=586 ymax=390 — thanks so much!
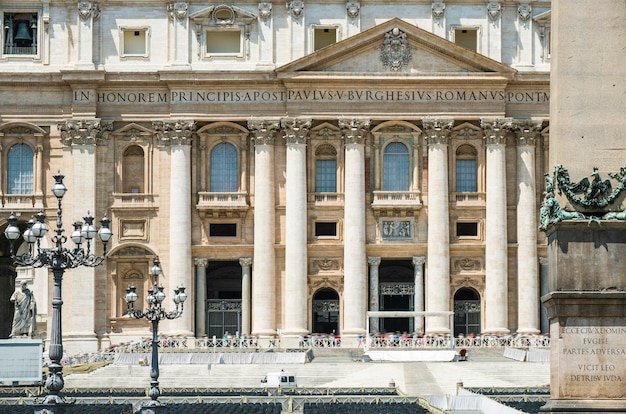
xmin=315 ymin=222 xmax=337 ymax=237
xmin=210 ymin=223 xmax=236 ymax=237
xmin=456 ymin=222 xmax=478 ymax=237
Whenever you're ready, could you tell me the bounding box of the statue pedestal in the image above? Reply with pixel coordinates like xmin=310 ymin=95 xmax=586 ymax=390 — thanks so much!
xmin=541 ymin=223 xmax=626 ymax=412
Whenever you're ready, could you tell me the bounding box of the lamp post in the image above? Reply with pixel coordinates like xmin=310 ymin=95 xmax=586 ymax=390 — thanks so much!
xmin=3 ymin=172 xmax=112 ymax=406
xmin=124 ymin=258 xmax=187 ymax=408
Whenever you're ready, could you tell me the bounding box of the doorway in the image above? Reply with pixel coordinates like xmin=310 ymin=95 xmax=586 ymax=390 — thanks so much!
xmin=311 ymin=288 xmax=339 ymax=334
xmin=453 ymin=287 xmax=481 ymax=336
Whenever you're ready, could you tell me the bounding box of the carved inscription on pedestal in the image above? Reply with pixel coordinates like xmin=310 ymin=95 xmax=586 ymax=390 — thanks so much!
xmin=559 ymin=318 xmax=626 ymax=399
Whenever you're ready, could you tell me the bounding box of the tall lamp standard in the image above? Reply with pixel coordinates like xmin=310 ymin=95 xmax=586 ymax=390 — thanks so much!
xmin=124 ymin=258 xmax=187 ymax=408
xmin=3 ymin=172 xmax=112 ymax=406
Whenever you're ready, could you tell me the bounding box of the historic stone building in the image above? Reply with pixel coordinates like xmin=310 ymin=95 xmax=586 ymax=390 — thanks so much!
xmin=0 ymin=0 xmax=552 ymax=353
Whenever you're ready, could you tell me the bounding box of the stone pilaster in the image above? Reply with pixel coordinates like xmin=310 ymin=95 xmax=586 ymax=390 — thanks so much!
xmin=514 ymin=120 xmax=542 ymax=334
xmin=195 ymin=258 xmax=208 ymax=337
xmin=248 ymin=119 xmax=280 ymax=336
xmin=486 ymin=2 xmax=502 ymax=61
xmin=339 ymin=118 xmax=370 ymax=337
xmin=423 ymin=118 xmax=453 ymax=334
xmin=154 ymin=120 xmax=196 ymax=336
xmin=482 ymin=117 xmax=512 ymax=334
xmin=257 ymin=2 xmax=274 ymax=68
xmin=76 ymin=2 xmax=100 ymax=68
xmin=368 ymin=256 xmax=381 ymax=334
xmin=282 ymin=117 xmax=311 ymax=336
xmin=167 ymin=2 xmax=190 ymax=66
xmin=413 ymin=256 xmax=426 ymax=334
xmin=239 ymin=258 xmax=252 ymax=336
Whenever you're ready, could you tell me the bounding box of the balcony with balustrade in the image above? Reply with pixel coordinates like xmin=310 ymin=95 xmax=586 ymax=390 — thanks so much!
xmin=309 ymin=192 xmax=344 ymax=207
xmin=371 ymin=191 xmax=422 ymax=217
xmin=197 ymin=192 xmax=249 ymax=218
xmin=451 ymin=192 xmax=486 ymax=207
xmin=111 ymin=193 xmax=159 ymax=212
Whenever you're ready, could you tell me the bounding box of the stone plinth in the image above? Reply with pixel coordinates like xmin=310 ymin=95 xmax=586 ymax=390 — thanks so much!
xmin=541 ymin=222 xmax=626 ymax=412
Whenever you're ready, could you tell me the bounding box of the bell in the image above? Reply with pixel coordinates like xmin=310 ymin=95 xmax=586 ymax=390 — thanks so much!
xmin=14 ymin=22 xmax=32 ymax=41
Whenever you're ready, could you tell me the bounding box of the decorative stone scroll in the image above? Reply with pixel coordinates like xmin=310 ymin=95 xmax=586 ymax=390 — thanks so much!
xmin=487 ymin=2 xmax=501 ymax=21
xmin=78 ymin=2 xmax=100 ymax=20
xmin=168 ymin=2 xmax=189 ymax=21
xmin=422 ymin=118 xmax=454 ymax=145
xmin=248 ymin=118 xmax=280 ymax=145
xmin=258 ymin=2 xmax=272 ymax=21
xmin=287 ymin=0 xmax=304 ymax=20
xmin=380 ymin=27 xmax=412 ymax=71
xmin=346 ymin=1 xmax=360 ymax=19
xmin=58 ymin=119 xmax=112 ymax=146
xmin=152 ymin=120 xmax=196 ymax=146
xmin=339 ymin=118 xmax=370 ymax=144
xmin=431 ymin=1 xmax=445 ymax=19
xmin=282 ymin=118 xmax=312 ymax=145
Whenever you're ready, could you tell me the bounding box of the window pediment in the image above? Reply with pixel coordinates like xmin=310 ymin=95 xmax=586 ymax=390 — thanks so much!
xmin=190 ymin=4 xmax=257 ymax=26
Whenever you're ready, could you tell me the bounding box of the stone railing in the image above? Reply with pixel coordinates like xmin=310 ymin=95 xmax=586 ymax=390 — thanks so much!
xmin=111 ymin=193 xmax=158 ymax=209
xmin=371 ymin=191 xmax=421 ymax=205
xmin=309 ymin=192 xmax=344 ymax=206
xmin=452 ymin=192 xmax=486 ymax=206
xmin=197 ymin=192 xmax=248 ymax=208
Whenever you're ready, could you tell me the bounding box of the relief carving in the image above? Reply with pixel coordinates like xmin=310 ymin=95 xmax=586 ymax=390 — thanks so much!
xmin=78 ymin=2 xmax=100 ymax=20
xmin=346 ymin=1 xmax=360 ymax=19
xmin=431 ymin=2 xmax=445 ymax=19
xmin=287 ymin=1 xmax=304 ymax=20
xmin=518 ymin=4 xmax=532 ymax=22
xmin=380 ymin=27 xmax=412 ymax=72
xmin=453 ymin=258 xmax=482 ymax=273
xmin=312 ymin=258 xmax=340 ymax=273
xmin=168 ymin=2 xmax=189 ymax=20
xmin=487 ymin=2 xmax=501 ymax=21
xmin=258 ymin=2 xmax=272 ymax=21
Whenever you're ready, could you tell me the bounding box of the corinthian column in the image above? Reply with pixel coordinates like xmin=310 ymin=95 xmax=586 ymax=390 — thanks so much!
xmin=239 ymin=258 xmax=252 ymax=335
xmin=282 ymin=117 xmax=312 ymax=337
xmin=422 ymin=118 xmax=453 ymax=334
xmin=154 ymin=120 xmax=196 ymax=336
xmin=58 ymin=118 xmax=112 ymax=353
xmin=482 ymin=118 xmax=511 ymax=334
xmin=339 ymin=118 xmax=370 ymax=337
xmin=195 ymin=258 xmax=208 ymax=337
xmin=412 ymin=256 xmax=426 ymax=334
xmin=513 ymin=120 xmax=542 ymax=334
xmin=248 ymin=119 xmax=280 ymax=336
xmin=368 ymin=256 xmax=381 ymax=334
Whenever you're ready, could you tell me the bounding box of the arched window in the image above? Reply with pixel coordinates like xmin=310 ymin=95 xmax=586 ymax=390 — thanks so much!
xmin=7 ymin=144 xmax=34 ymax=194
xmin=122 ymin=145 xmax=145 ymax=193
xmin=315 ymin=145 xmax=337 ymax=193
xmin=210 ymin=142 xmax=238 ymax=192
xmin=383 ymin=142 xmax=409 ymax=191
xmin=456 ymin=144 xmax=477 ymax=192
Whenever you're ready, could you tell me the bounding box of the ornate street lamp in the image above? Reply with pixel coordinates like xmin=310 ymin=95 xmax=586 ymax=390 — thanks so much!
xmin=124 ymin=258 xmax=187 ymax=408
xmin=3 ymin=172 xmax=112 ymax=406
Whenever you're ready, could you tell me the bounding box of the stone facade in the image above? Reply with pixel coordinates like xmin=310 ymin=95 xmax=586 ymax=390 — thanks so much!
xmin=0 ymin=0 xmax=553 ymax=353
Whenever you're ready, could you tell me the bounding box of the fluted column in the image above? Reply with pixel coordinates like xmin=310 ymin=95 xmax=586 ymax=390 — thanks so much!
xmin=248 ymin=119 xmax=280 ymax=336
xmin=195 ymin=258 xmax=208 ymax=337
xmin=340 ymin=118 xmax=370 ymax=337
xmin=282 ymin=118 xmax=312 ymax=336
xmin=368 ymin=256 xmax=381 ymax=334
xmin=514 ymin=120 xmax=542 ymax=334
xmin=154 ymin=120 xmax=196 ymax=336
xmin=412 ymin=256 xmax=426 ymax=334
xmin=423 ymin=118 xmax=453 ymax=334
xmin=482 ymin=118 xmax=511 ymax=334
xmin=240 ymin=257 xmax=252 ymax=335
xmin=58 ymin=119 xmax=112 ymax=353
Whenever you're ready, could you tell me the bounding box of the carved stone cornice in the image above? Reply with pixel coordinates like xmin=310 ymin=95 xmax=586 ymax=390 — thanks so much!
xmin=282 ymin=117 xmax=312 ymax=145
xmin=380 ymin=27 xmax=412 ymax=71
xmin=412 ymin=256 xmax=426 ymax=267
xmin=168 ymin=2 xmax=189 ymax=21
xmin=248 ymin=119 xmax=280 ymax=145
xmin=518 ymin=4 xmax=532 ymax=22
xmin=487 ymin=2 xmax=501 ymax=21
xmin=258 ymin=2 xmax=272 ymax=21
xmin=367 ymin=256 xmax=381 ymax=266
xmin=346 ymin=1 xmax=360 ymax=19
xmin=512 ymin=119 xmax=542 ymax=146
xmin=422 ymin=118 xmax=454 ymax=145
xmin=78 ymin=2 xmax=100 ymax=20
xmin=152 ymin=120 xmax=196 ymax=146
xmin=239 ymin=257 xmax=252 ymax=267
xmin=287 ymin=0 xmax=304 ymax=20
xmin=432 ymin=1 xmax=445 ymax=19
xmin=194 ymin=258 xmax=208 ymax=267
xmin=481 ymin=118 xmax=512 ymax=146
xmin=339 ymin=118 xmax=370 ymax=144
xmin=58 ymin=119 xmax=112 ymax=146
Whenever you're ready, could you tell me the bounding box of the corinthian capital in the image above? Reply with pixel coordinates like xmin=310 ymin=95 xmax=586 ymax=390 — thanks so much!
xmin=153 ymin=120 xmax=196 ymax=146
xmin=512 ymin=119 xmax=543 ymax=146
xmin=248 ymin=118 xmax=280 ymax=145
xmin=282 ymin=118 xmax=312 ymax=145
xmin=422 ymin=117 xmax=454 ymax=145
xmin=58 ymin=118 xmax=112 ymax=146
xmin=339 ymin=118 xmax=370 ymax=144
xmin=481 ymin=117 xmax=512 ymax=145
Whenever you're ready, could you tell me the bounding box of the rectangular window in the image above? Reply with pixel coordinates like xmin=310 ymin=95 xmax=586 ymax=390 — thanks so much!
xmin=315 ymin=159 xmax=337 ymax=192
xmin=456 ymin=222 xmax=478 ymax=237
xmin=315 ymin=222 xmax=337 ymax=237
xmin=3 ymin=12 xmax=38 ymax=56
xmin=314 ymin=27 xmax=337 ymax=51
xmin=454 ymin=28 xmax=478 ymax=52
xmin=456 ymin=159 xmax=477 ymax=192
xmin=210 ymin=223 xmax=237 ymax=237
xmin=121 ymin=28 xmax=148 ymax=57
xmin=206 ymin=29 xmax=241 ymax=55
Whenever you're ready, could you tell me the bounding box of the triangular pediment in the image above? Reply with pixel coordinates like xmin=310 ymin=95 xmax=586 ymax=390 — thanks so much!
xmin=277 ymin=18 xmax=515 ymax=76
